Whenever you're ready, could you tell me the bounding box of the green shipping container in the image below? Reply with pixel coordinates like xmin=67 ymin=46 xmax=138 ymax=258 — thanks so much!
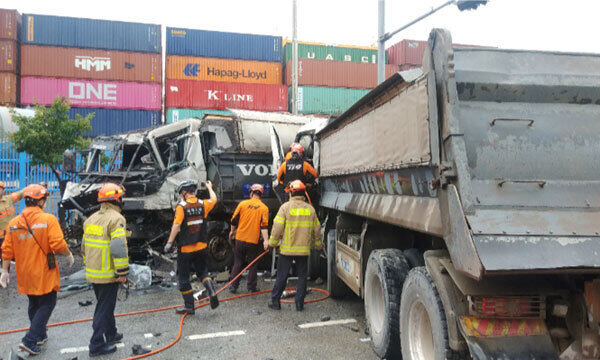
xmin=283 ymin=42 xmax=387 ymax=64
xmin=166 ymin=108 xmax=233 ymax=123
xmin=293 ymin=86 xmax=370 ymax=115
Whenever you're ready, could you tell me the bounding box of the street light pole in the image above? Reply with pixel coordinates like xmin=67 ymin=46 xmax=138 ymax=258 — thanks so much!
xmin=292 ymin=0 xmax=298 ymax=114
xmin=377 ymin=0 xmax=385 ymax=84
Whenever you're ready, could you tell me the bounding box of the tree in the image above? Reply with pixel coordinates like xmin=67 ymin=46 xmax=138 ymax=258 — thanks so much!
xmin=10 ymin=96 xmax=92 ymax=225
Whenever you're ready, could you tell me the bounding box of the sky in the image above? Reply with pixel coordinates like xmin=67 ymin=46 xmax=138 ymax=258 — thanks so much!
xmin=6 ymin=0 xmax=600 ymax=53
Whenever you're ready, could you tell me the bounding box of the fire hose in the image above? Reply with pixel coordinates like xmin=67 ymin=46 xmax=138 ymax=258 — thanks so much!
xmin=0 ymin=249 xmax=330 ymax=359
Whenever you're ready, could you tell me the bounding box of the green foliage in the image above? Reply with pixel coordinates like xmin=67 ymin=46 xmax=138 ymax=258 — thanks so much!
xmin=9 ymin=97 xmax=92 ymax=169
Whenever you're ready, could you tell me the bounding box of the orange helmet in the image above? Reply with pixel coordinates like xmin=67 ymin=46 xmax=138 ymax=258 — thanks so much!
xmin=23 ymin=184 xmax=48 ymax=199
xmin=0 ymin=181 xmax=4 ymax=189
xmin=290 ymin=143 xmax=303 ymax=156
xmin=250 ymin=183 xmax=264 ymax=195
xmin=285 ymin=180 xmax=306 ymax=193
xmin=97 ymin=183 xmax=125 ymax=202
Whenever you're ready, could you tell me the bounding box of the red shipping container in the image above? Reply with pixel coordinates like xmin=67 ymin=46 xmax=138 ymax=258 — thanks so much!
xmin=285 ymin=59 xmax=398 ymax=89
xmin=166 ymin=79 xmax=287 ymax=111
xmin=0 ymin=40 xmax=17 ymax=72
xmin=0 ymin=72 xmax=17 ymax=106
xmin=21 ymin=45 xmax=161 ymax=83
xmin=0 ymin=9 xmax=19 ymax=41
xmin=387 ymin=40 xmax=428 ymax=66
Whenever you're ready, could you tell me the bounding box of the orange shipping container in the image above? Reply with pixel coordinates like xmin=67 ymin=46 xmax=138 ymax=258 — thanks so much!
xmin=166 ymin=56 xmax=282 ymax=85
xmin=20 ymin=45 xmax=161 ymax=83
xmin=0 ymin=72 xmax=17 ymax=106
xmin=0 ymin=40 xmax=17 ymax=72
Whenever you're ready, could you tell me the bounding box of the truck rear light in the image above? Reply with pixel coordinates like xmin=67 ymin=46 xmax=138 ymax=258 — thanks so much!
xmin=468 ymin=295 xmax=545 ymax=319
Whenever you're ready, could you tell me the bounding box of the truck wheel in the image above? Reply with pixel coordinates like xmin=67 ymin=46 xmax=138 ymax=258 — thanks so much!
xmin=364 ymin=249 xmax=409 ymax=359
xmin=400 ymin=267 xmax=455 ymax=360
xmin=403 ymin=248 xmax=425 ymax=268
xmin=326 ymin=230 xmax=349 ymax=298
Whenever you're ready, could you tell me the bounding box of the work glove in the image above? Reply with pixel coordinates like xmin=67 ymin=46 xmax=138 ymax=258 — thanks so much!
xmin=0 ymin=270 xmax=9 ymax=288
xmin=164 ymin=242 xmax=173 ymax=253
xmin=66 ymin=252 xmax=75 ymax=268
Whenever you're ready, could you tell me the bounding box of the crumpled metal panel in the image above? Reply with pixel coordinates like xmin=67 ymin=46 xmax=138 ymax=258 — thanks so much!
xmin=473 ymin=234 xmax=600 ymax=272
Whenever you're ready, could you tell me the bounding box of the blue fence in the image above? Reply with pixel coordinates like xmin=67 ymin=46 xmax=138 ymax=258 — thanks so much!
xmin=0 ymin=142 xmax=75 ymax=217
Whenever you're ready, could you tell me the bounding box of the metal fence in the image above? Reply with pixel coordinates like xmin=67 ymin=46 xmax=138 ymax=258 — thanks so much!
xmin=0 ymin=142 xmax=75 ymax=217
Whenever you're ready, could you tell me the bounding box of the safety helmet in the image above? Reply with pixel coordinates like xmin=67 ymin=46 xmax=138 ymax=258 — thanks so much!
xmin=285 ymin=180 xmax=306 ymax=193
xmin=97 ymin=183 xmax=125 ymax=202
xmin=250 ymin=183 xmax=264 ymax=195
xmin=0 ymin=181 xmax=4 ymax=189
xmin=177 ymin=180 xmax=197 ymax=194
xmin=290 ymin=143 xmax=303 ymax=156
xmin=23 ymin=184 xmax=48 ymax=199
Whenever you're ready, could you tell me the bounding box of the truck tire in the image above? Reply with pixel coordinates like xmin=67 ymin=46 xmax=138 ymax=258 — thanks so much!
xmin=400 ymin=267 xmax=457 ymax=360
xmin=326 ymin=230 xmax=349 ymax=299
xmin=364 ymin=249 xmax=409 ymax=359
xmin=403 ymin=248 xmax=425 ymax=268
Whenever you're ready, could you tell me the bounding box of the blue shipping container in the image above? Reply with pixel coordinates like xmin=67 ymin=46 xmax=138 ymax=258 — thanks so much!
xmin=22 ymin=14 xmax=161 ymax=53
xmin=166 ymin=27 xmax=281 ymax=62
xmin=69 ymin=108 xmax=161 ymax=137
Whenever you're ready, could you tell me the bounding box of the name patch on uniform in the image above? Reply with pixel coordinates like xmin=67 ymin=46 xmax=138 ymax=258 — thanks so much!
xmin=85 ymin=224 xmax=104 ymax=236
xmin=290 ymin=208 xmax=311 ymax=216
xmin=31 ymin=223 xmax=48 ymax=229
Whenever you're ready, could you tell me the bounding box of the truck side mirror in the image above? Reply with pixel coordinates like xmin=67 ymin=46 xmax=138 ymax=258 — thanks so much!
xmin=63 ymin=150 xmax=76 ymax=173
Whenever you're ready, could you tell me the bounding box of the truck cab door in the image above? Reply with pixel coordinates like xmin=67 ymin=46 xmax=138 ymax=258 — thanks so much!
xmin=270 ymin=125 xmax=285 ymax=202
xmin=186 ymin=131 xmax=207 ymax=181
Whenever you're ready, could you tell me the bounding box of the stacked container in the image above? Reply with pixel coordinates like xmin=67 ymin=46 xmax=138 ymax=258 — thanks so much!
xmin=387 ymin=39 xmax=491 ymax=70
xmin=0 ymin=9 xmax=19 ymax=107
xmin=19 ymin=14 xmax=162 ymax=137
xmin=165 ymin=27 xmax=286 ymax=123
xmin=283 ymin=41 xmax=397 ymax=115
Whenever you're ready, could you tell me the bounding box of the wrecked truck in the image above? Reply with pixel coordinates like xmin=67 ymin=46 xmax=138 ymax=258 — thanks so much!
xmin=62 ymin=109 xmax=315 ymax=268
xmin=274 ymin=28 xmax=600 ymax=359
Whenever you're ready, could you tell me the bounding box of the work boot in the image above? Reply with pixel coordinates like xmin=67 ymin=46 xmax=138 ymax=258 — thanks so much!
xmin=176 ymin=291 xmax=195 ymax=315
xmin=203 ymin=279 xmax=219 ymax=309
xmin=19 ymin=342 xmax=41 ymax=355
xmin=106 ymin=332 xmax=123 ymax=345
xmin=295 ymin=301 xmax=304 ymax=312
xmin=268 ymin=299 xmax=281 ymax=310
xmin=89 ymin=344 xmax=117 ymax=357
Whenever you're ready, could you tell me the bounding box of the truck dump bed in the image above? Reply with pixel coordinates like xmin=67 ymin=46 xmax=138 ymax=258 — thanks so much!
xmin=318 ymin=29 xmax=600 ymax=278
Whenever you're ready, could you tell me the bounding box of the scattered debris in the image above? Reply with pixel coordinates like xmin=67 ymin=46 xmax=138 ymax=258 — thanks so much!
xmin=78 ymin=300 xmax=93 ymax=307
xmin=321 ymin=316 xmax=331 ymax=322
xmin=129 ymin=264 xmax=152 ymax=289
xmin=350 ymin=326 xmax=359 ymax=332
xmin=360 ymin=337 xmax=371 ymax=343
xmin=252 ymin=310 xmax=262 ymax=316
xmin=364 ymin=327 xmax=370 ymax=336
xmin=215 ymin=270 xmax=230 ymax=283
xmin=131 ymin=344 xmax=151 ymax=356
xmin=314 ymin=277 xmax=324 ymax=285
xmin=153 ymin=332 xmax=162 ymax=337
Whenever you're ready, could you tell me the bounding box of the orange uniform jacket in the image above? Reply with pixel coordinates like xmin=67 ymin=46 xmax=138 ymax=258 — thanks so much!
xmin=277 ymin=160 xmax=318 ymax=186
xmin=173 ymin=196 xmax=216 ymax=253
xmin=231 ymin=198 xmax=269 ymax=244
xmin=1 ymin=206 xmax=68 ymax=295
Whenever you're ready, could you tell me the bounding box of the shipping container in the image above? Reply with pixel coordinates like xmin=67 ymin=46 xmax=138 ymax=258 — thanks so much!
xmin=387 ymin=39 xmax=427 ymax=66
xmin=282 ymin=40 xmax=386 ymax=64
xmin=285 ymin=59 xmax=398 ymax=89
xmin=166 ymin=79 xmax=287 ymax=112
xmin=293 ymin=86 xmax=369 ymax=115
xmin=0 ymin=40 xmax=17 ymax=73
xmin=166 ymin=27 xmax=281 ymax=62
xmin=21 ymin=45 xmax=161 ymax=82
xmin=166 ymin=56 xmax=281 ymax=85
xmin=21 ymin=77 xmax=161 ymax=110
xmin=166 ymin=108 xmax=232 ymax=124
xmin=0 ymin=72 xmax=17 ymax=106
xmin=22 ymin=14 xmax=161 ymax=53
xmin=0 ymin=9 xmax=19 ymax=41
xmin=68 ymin=108 xmax=160 ymax=137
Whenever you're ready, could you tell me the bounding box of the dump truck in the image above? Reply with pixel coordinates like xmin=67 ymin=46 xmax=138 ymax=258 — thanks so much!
xmin=272 ymin=29 xmax=600 ymax=359
xmin=62 ymin=109 xmax=316 ymax=268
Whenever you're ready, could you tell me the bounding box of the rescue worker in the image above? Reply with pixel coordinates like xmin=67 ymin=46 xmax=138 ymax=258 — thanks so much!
xmin=0 ymin=184 xmax=74 ymax=355
xmin=266 ymin=180 xmax=322 ymax=311
xmin=277 ymin=143 xmax=318 ymax=188
xmin=0 ymin=181 xmax=25 ymax=256
xmin=82 ymin=183 xmax=129 ymax=357
xmin=164 ymin=180 xmax=219 ymax=314
xmin=228 ymin=183 xmax=269 ymax=293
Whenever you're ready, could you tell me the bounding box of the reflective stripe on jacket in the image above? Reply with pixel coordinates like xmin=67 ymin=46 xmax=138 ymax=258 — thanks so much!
xmin=82 ymin=202 xmax=129 ymax=283
xmin=0 ymin=190 xmax=24 ymax=232
xmin=269 ymin=196 xmax=321 ymax=256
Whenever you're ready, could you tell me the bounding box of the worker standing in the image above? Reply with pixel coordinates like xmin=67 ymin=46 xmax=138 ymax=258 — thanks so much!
xmin=82 ymin=183 xmax=129 ymax=357
xmin=228 ymin=184 xmax=269 ymax=293
xmin=266 ymin=180 xmax=322 ymax=311
xmin=164 ymin=180 xmax=219 ymax=314
xmin=277 ymin=143 xmax=318 ymax=188
xmin=0 ymin=181 xmax=25 ymax=257
xmin=0 ymin=184 xmax=74 ymax=355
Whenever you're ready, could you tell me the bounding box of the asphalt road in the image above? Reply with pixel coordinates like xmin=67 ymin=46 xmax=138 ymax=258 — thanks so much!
xmin=0 ymin=264 xmax=378 ymax=360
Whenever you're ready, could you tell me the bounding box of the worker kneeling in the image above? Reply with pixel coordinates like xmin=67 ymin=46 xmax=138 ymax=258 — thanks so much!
xmin=164 ymin=180 xmax=219 ymax=314
xmin=266 ymin=180 xmax=322 ymax=311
